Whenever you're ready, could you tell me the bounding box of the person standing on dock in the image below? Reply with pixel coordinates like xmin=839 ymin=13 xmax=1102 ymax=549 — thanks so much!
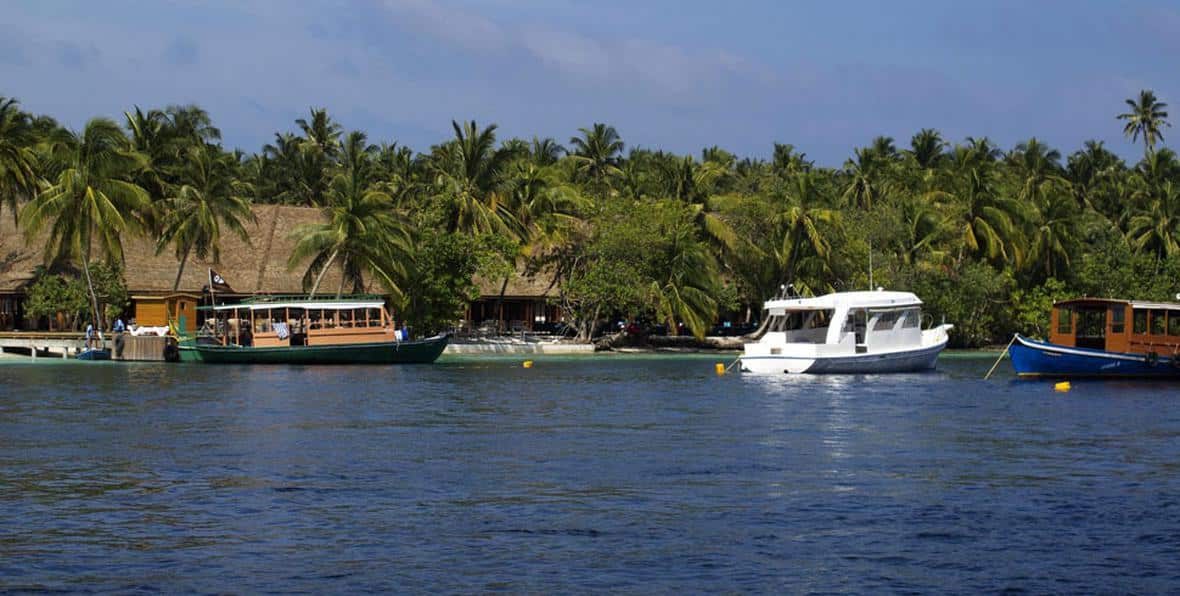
xmin=85 ymin=323 xmax=95 ymax=349
xmin=113 ymin=317 xmax=125 ymax=334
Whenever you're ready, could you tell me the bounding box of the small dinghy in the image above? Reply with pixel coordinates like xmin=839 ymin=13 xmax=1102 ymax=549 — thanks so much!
xmin=76 ymin=348 xmax=111 ymax=361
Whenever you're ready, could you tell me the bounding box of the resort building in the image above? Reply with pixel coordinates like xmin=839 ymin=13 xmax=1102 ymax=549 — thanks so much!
xmin=0 ymin=205 xmax=560 ymax=333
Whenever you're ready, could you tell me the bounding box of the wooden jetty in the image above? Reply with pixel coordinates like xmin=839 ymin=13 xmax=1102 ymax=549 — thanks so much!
xmin=0 ymin=332 xmax=174 ymax=361
xmin=0 ymin=331 xmax=93 ymax=359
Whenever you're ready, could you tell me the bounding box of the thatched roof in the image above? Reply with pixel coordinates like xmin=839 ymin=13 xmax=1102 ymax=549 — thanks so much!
xmin=1 ymin=205 xmax=556 ymax=298
xmin=474 ymin=267 xmax=558 ymax=299
xmin=0 ymin=205 xmax=345 ymax=295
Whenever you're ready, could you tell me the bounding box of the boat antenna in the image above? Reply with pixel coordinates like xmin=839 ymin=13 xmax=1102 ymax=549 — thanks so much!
xmin=868 ymin=239 xmax=873 ymax=291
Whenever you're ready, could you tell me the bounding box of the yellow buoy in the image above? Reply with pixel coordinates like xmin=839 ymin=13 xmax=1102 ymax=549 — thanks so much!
xmin=522 ymin=360 xmax=534 ymax=369
xmin=715 ymin=363 xmax=726 ymax=376
xmin=1054 ymin=381 xmax=1071 ymax=392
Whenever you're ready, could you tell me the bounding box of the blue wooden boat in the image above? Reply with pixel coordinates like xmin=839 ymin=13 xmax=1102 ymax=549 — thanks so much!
xmin=76 ymin=348 xmax=111 ymax=361
xmin=1010 ymin=298 xmax=1180 ymax=378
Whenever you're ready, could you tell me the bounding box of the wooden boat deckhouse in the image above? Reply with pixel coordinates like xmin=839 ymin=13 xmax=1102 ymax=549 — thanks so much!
xmin=1010 ymin=297 xmax=1180 ymax=377
xmin=182 ymin=296 xmax=447 ymax=364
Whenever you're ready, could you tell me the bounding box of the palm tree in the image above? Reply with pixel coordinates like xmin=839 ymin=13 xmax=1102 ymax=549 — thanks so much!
xmin=1118 ymin=90 xmax=1170 ymax=156
xmin=1066 ymin=140 xmax=1123 ymax=216
xmin=938 ymin=163 xmax=1029 ymax=268
xmin=19 ymin=118 xmax=150 ymax=329
xmin=774 ymin=172 xmax=838 ymax=291
xmin=295 ymin=107 xmax=343 ymax=158
xmin=1027 ymin=190 xmax=1084 ymax=278
xmin=0 ymin=96 xmax=38 ymax=224
xmin=771 ymin=143 xmax=811 ymax=176
xmin=288 ymin=134 xmax=411 ymax=297
xmin=656 ymin=155 xmax=741 ymax=254
xmin=907 ymin=129 xmax=947 ymax=171
xmin=531 ymin=137 xmax=564 ymax=166
xmin=896 ymin=197 xmax=952 ymax=267
xmin=842 ymin=145 xmax=889 ymax=210
xmin=568 ymin=123 xmax=624 ymax=185
xmin=155 ymin=145 xmax=256 ymax=291
xmin=263 ymin=131 xmax=331 ymax=206
xmin=1007 ymin=137 xmax=1068 ymax=206
xmin=164 ymin=104 xmax=221 ymax=146
xmin=1126 ymin=180 xmax=1180 ymax=260
xmin=647 ymin=216 xmax=720 ymax=339
xmin=431 ymin=120 xmax=517 ymax=235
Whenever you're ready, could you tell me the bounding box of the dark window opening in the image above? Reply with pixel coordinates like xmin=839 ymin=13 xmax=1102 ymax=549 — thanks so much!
xmin=1057 ymin=307 xmax=1072 ymax=334
xmin=1134 ymin=309 xmax=1148 ymax=334
xmin=1110 ymin=307 xmax=1125 ymax=334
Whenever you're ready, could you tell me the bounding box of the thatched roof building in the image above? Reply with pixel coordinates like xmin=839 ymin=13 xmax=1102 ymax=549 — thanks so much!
xmin=1 ymin=204 xmax=562 ymax=331
xmin=0 ymin=205 xmax=346 ymax=295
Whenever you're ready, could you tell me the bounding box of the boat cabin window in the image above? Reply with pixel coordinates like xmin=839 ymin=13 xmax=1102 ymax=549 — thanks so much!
xmin=1152 ymin=310 xmax=1166 ymax=335
xmin=1170 ymin=312 xmax=1180 ymax=337
xmin=769 ymin=310 xmax=831 ymax=332
xmin=902 ymin=308 xmax=920 ymax=328
xmin=1110 ymin=307 xmax=1125 ymax=334
xmin=1056 ymin=307 xmax=1072 ymax=334
xmin=871 ymin=310 xmax=901 ymax=331
xmin=1134 ymin=309 xmax=1148 ymax=334
xmin=366 ymin=308 xmax=383 ymax=327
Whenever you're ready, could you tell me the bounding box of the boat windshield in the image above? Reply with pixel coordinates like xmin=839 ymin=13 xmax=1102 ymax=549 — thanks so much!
xmin=767 ymin=309 xmax=832 ymax=332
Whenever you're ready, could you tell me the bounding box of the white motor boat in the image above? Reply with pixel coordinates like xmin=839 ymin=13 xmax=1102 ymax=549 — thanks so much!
xmin=740 ymin=289 xmax=953 ymax=374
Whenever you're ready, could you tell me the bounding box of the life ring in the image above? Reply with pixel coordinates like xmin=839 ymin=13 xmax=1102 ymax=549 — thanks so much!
xmin=1145 ymin=351 xmax=1159 ymax=367
xmin=113 ymin=333 xmax=126 ymax=358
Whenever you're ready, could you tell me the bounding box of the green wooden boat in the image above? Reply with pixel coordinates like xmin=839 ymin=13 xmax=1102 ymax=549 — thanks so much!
xmin=180 ymin=335 xmax=448 ymax=364
xmin=179 ymin=295 xmax=448 ymax=365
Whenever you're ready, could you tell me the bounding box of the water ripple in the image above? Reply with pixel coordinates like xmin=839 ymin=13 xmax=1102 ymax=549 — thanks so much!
xmin=2 ymin=356 xmax=1180 ymax=592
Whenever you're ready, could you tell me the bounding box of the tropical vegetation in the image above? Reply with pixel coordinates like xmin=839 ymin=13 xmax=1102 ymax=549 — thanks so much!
xmin=3 ymin=90 xmax=1180 ymax=346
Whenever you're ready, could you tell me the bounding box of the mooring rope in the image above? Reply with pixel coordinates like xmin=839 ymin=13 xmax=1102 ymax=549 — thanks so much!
xmin=983 ymin=334 xmax=1018 ymax=380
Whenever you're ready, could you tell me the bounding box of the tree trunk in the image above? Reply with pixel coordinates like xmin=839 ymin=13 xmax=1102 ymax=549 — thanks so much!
xmin=494 ymin=276 xmax=509 ymax=333
xmin=82 ymin=258 xmax=102 ymax=336
xmin=308 ymin=248 xmax=340 ymax=298
xmin=172 ymin=245 xmax=192 ymax=292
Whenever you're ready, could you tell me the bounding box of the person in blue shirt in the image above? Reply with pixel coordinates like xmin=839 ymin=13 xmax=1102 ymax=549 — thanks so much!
xmin=85 ymin=322 xmax=95 ymax=349
xmin=113 ymin=317 xmax=125 ymax=333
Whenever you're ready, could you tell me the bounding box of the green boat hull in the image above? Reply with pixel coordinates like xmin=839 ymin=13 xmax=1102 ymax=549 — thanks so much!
xmin=179 ymin=335 xmax=448 ymax=364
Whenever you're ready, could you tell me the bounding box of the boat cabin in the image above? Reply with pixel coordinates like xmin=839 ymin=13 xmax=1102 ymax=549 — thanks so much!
xmin=199 ymin=297 xmax=398 ymax=348
xmin=760 ymin=291 xmax=925 ymax=354
xmin=1049 ymin=298 xmax=1180 ymax=355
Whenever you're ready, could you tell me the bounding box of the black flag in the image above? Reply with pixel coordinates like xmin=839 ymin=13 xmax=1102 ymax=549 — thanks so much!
xmin=209 ymin=269 xmax=234 ymax=293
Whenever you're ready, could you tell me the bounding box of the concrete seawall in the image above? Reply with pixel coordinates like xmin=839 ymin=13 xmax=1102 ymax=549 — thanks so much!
xmin=445 ymin=341 xmax=595 ymax=355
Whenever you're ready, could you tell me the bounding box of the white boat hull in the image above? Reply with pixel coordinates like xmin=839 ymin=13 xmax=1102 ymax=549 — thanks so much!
xmin=740 ymin=340 xmax=947 ymax=374
xmin=741 ymin=337 xmax=943 ymax=372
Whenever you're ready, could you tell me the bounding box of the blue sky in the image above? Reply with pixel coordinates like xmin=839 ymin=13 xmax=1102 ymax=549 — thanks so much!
xmin=2 ymin=0 xmax=1178 ymax=165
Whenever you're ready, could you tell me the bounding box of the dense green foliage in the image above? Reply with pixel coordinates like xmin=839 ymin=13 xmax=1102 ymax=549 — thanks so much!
xmin=3 ymin=90 xmax=1179 ymax=343
xmin=24 ymin=262 xmax=128 ymax=329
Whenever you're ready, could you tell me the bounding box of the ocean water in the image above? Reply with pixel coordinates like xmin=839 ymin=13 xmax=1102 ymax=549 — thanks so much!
xmin=1 ymin=354 xmax=1179 ymax=593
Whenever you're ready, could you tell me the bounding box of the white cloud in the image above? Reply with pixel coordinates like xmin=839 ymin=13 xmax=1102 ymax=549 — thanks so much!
xmin=380 ymin=0 xmax=508 ymax=52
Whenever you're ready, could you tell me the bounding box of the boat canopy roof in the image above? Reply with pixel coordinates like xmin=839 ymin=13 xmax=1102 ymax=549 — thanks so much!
xmin=200 ymin=299 xmax=386 ymax=312
xmin=764 ymin=290 xmax=921 ymax=314
xmin=1054 ymin=297 xmax=1180 ymax=311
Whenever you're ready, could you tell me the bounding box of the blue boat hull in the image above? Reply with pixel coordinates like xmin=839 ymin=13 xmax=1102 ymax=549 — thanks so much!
xmin=76 ymin=348 xmax=111 ymax=361
xmin=1009 ymin=334 xmax=1180 ymax=378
